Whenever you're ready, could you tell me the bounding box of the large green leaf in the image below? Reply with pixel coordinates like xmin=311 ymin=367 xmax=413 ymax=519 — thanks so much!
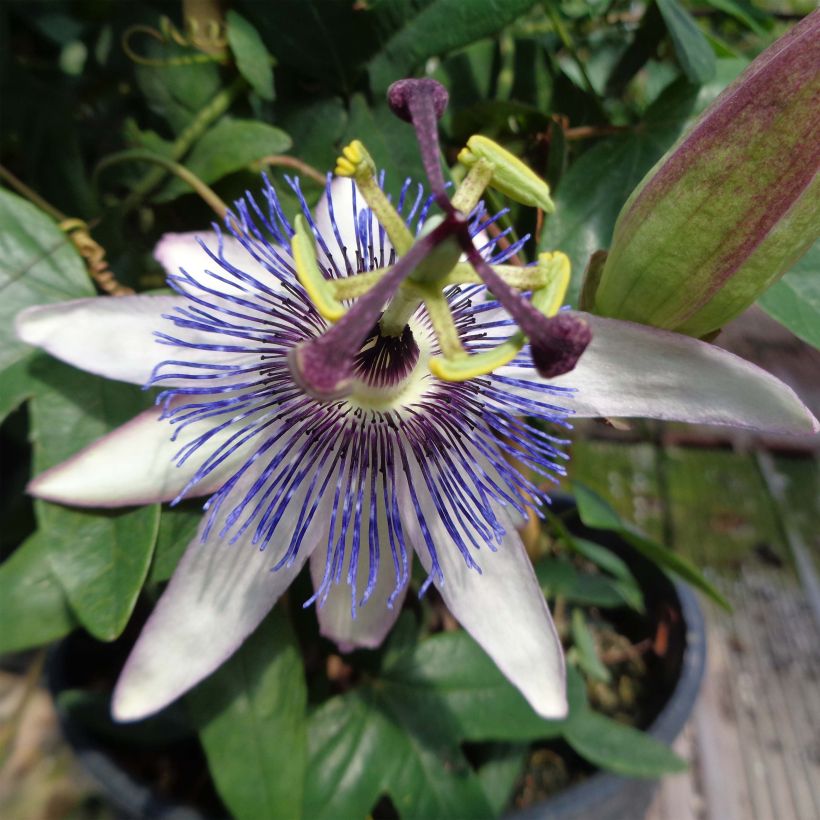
xmin=0 ymin=530 xmax=77 ymax=653
xmin=380 ymin=630 xmax=572 ymax=742
xmin=0 ymin=355 xmax=38 ymax=424
xmin=29 ymin=359 xmax=160 ymax=641
xmin=156 ymin=118 xmax=292 ymax=202
xmin=306 ymin=690 xmax=494 ymax=820
xmin=536 ymin=556 xmax=628 ymax=608
xmin=275 ymin=96 xmax=347 ymax=176
xmin=656 ymin=0 xmax=716 ymax=84
xmin=476 ymin=744 xmax=529 ymax=817
xmin=226 ymin=10 xmax=275 ymax=101
xmin=758 ymin=240 xmax=820 ymax=351
xmin=187 ymin=610 xmax=308 ymax=820
xmin=367 ymin=0 xmax=540 ymax=93
xmin=305 ymin=627 xmax=579 ymax=820
xmin=134 ymin=44 xmax=222 ymax=134
xmin=0 ymin=188 xmax=93 ymax=374
xmin=564 ymin=708 xmax=686 ymax=777
xmin=573 ymin=482 xmax=730 ymax=610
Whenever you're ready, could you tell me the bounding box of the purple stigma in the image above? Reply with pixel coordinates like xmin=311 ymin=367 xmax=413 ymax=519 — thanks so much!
xmin=387 ymin=78 xmax=451 ymax=209
xmin=461 ymin=239 xmax=591 ymax=378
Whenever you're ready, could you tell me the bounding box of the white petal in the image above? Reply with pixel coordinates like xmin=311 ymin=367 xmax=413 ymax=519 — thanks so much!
xmin=112 ymin=470 xmax=329 ymax=721
xmin=310 ymin=494 xmax=411 ymax=652
xmin=499 ymin=313 xmax=819 ymax=434
xmin=154 ymin=231 xmax=286 ymax=298
xmin=27 ymin=398 xmax=271 ymax=507
xmin=400 ymin=477 xmax=567 ymax=719
xmin=15 ymin=295 xmax=186 ymax=385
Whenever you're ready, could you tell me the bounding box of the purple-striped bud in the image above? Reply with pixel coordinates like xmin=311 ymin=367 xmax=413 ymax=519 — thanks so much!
xmin=591 ymin=11 xmax=820 ymax=338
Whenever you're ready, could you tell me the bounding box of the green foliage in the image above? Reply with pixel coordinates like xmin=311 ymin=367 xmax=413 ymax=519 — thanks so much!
xmin=759 ymin=240 xmax=820 ymax=351
xmin=226 ymin=10 xmax=276 ymax=101
xmin=656 ymin=0 xmax=717 ymax=83
xmin=0 ymin=530 xmax=77 ymax=653
xmin=563 ymin=708 xmax=687 ymax=777
xmin=155 ymin=118 xmax=292 ymax=201
xmin=187 ymin=610 xmax=308 ymax=820
xmin=0 ymin=2 xmax=804 ymax=817
xmin=29 ymin=359 xmax=160 ymax=641
xmin=0 ymin=189 xmax=93 ymax=401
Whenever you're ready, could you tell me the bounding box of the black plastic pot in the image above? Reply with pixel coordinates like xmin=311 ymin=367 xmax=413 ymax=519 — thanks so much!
xmin=510 ymin=580 xmax=705 ymax=820
xmin=48 ymin=505 xmax=706 ymax=820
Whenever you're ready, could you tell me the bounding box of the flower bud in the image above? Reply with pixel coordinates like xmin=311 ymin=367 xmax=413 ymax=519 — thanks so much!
xmin=590 ymin=12 xmax=820 ymax=338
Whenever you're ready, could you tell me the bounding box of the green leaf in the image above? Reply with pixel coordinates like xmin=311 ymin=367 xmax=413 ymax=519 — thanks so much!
xmin=305 ymin=627 xmax=584 ymax=820
xmin=134 ymin=45 xmax=222 ymax=134
xmin=156 ymin=118 xmax=292 ymax=202
xmin=0 ymin=188 xmax=93 ymax=375
xmin=758 ymin=240 xmax=820 ymax=351
xmin=656 ymin=0 xmax=716 ymax=84
xmin=187 ymin=610 xmax=308 ymax=820
xmin=0 ymin=530 xmax=77 ymax=653
xmin=564 ymin=708 xmax=686 ymax=777
xmin=275 ymin=96 xmax=347 ymax=175
xmin=573 ymin=482 xmax=730 ymax=610
xmin=367 ymin=0 xmax=540 ymax=93
xmin=29 ymin=359 xmax=160 ymax=640
xmin=226 ymin=10 xmax=275 ymax=101
xmin=381 ymin=631 xmax=570 ymax=742
xmin=476 ymin=744 xmax=529 ymax=817
xmin=149 ymin=503 xmax=201 ymax=584
xmin=536 ymin=557 xmax=627 ymax=608
xmin=306 ymin=690 xmax=494 ymax=820
xmin=0 ymin=354 xmax=37 ymax=424
xmin=571 ymin=609 xmax=611 ymax=683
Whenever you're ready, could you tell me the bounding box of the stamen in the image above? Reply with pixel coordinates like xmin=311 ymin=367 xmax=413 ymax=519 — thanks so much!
xmin=288 ymin=218 xmax=454 ymax=400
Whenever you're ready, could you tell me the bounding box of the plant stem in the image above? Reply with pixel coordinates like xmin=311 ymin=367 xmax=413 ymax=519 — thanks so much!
xmin=0 ymin=164 xmax=65 ymax=220
xmin=97 ymin=151 xmax=229 ymax=218
xmin=121 ymin=75 xmax=245 ymax=213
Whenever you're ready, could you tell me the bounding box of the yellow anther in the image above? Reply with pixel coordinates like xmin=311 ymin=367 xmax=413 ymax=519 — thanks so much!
xmin=459 ymin=134 xmax=555 ymax=214
xmin=333 ymin=139 xmax=376 ymax=181
xmin=532 ymin=252 xmax=571 ymax=317
xmin=291 ymin=215 xmax=346 ymax=323
xmin=430 ymin=333 xmax=524 ymax=382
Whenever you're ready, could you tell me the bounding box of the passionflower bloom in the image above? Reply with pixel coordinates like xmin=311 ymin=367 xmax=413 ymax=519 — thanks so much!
xmin=15 ymin=81 xmax=817 ymax=725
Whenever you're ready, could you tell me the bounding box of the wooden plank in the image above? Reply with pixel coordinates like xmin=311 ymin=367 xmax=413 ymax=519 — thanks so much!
xmin=662 ymin=447 xmax=791 ymax=574
xmin=569 ymin=438 xmax=666 ymax=539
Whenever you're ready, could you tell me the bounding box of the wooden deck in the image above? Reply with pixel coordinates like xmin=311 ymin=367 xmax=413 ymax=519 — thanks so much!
xmin=571 ymin=439 xmax=820 ymax=820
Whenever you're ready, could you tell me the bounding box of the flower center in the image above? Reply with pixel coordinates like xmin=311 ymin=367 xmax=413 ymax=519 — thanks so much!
xmin=348 ymin=319 xmax=430 ymax=410
xmin=354 ymin=321 xmax=419 ymax=389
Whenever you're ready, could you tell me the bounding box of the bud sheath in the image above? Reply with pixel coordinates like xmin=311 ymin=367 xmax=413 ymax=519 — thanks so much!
xmin=593 ymin=12 xmax=820 ymax=338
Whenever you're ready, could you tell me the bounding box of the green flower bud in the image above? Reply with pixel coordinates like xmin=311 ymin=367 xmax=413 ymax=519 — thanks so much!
xmin=591 ymin=12 xmax=820 ymax=338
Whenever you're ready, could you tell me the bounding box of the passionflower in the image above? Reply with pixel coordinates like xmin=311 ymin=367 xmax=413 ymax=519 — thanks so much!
xmin=15 ymin=81 xmax=817 ymax=725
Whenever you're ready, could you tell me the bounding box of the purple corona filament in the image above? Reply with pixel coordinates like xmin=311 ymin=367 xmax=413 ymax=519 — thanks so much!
xmin=148 ymin=175 xmax=575 ymax=614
